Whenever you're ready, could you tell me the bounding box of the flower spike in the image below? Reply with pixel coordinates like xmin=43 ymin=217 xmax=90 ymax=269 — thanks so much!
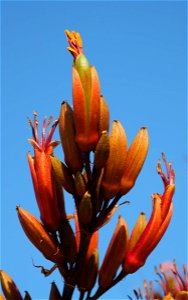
xmin=123 ymin=155 xmax=175 ymax=274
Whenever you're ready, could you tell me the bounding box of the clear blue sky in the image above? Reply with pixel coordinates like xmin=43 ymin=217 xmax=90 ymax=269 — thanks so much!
xmin=1 ymin=1 xmax=187 ymax=299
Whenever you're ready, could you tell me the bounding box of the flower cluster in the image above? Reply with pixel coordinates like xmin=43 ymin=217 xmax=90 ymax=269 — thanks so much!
xmin=133 ymin=260 xmax=188 ymax=300
xmin=1 ymin=30 xmax=176 ymax=300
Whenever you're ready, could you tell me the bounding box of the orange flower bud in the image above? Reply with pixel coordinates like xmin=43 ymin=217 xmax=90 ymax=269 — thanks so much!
xmin=0 ymin=270 xmax=23 ymax=300
xmin=59 ymin=101 xmax=83 ymax=173
xmin=0 ymin=294 xmax=4 ymax=300
xmin=99 ymin=216 xmax=128 ymax=288
xmin=99 ymin=95 xmax=110 ymax=134
xmin=27 ymin=114 xmax=61 ymax=232
xmin=120 ymin=127 xmax=149 ymax=195
xmin=17 ymin=207 xmax=64 ymax=263
xmin=101 ymin=120 xmax=127 ymax=200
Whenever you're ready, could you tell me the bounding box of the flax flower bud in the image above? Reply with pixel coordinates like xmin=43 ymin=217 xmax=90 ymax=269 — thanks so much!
xmin=74 ymin=172 xmax=87 ymax=198
xmin=59 ymin=101 xmax=83 ymax=173
xmin=65 ymin=30 xmax=100 ymax=152
xmin=101 ymin=120 xmax=127 ymax=200
xmin=99 ymin=95 xmax=110 ymax=133
xmin=78 ymin=192 xmax=93 ymax=225
xmin=27 ymin=114 xmax=61 ymax=232
xmin=59 ymin=220 xmax=77 ymax=264
xmin=123 ymin=155 xmax=175 ymax=274
xmin=128 ymin=212 xmax=147 ymax=252
xmin=50 ymin=155 xmax=74 ymax=194
xmin=0 ymin=270 xmax=23 ymax=300
xmin=99 ymin=216 xmax=128 ymax=288
xmin=17 ymin=207 xmax=64 ymax=264
xmin=94 ymin=131 xmax=110 ymax=169
xmin=120 ymin=127 xmax=149 ymax=195
xmin=24 ymin=291 xmax=32 ymax=300
xmin=49 ymin=282 xmax=62 ymax=300
xmin=78 ymin=231 xmax=99 ymax=292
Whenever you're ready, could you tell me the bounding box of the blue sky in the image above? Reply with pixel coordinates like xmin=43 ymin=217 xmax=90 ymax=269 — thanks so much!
xmin=1 ymin=1 xmax=187 ymax=299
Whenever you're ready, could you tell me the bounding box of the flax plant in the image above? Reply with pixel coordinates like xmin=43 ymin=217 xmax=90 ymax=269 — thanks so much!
xmin=1 ymin=30 xmax=176 ymax=300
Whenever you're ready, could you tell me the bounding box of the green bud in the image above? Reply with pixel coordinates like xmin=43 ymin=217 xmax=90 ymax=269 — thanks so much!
xmin=74 ymin=172 xmax=87 ymax=198
xmin=94 ymin=131 xmax=110 ymax=169
xmin=50 ymin=155 xmax=74 ymax=194
xmin=78 ymin=192 xmax=93 ymax=225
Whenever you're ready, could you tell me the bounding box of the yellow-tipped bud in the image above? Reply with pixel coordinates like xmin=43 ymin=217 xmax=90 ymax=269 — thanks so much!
xmin=74 ymin=172 xmax=87 ymax=198
xmin=128 ymin=212 xmax=147 ymax=252
xmin=49 ymin=282 xmax=62 ymax=300
xmin=0 ymin=270 xmax=23 ymax=300
xmin=78 ymin=192 xmax=93 ymax=225
xmin=59 ymin=101 xmax=83 ymax=173
xmin=50 ymin=155 xmax=74 ymax=194
xmin=17 ymin=207 xmax=64 ymax=263
xmin=94 ymin=131 xmax=110 ymax=169
xmin=120 ymin=127 xmax=149 ymax=195
xmin=99 ymin=95 xmax=110 ymax=133
xmin=101 ymin=120 xmax=127 ymax=200
xmin=99 ymin=216 xmax=128 ymax=288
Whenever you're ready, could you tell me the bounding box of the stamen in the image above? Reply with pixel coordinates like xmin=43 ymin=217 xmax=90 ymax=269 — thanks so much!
xmin=65 ymin=29 xmax=83 ymax=59
xmin=44 ymin=119 xmax=59 ymax=151
xmin=41 ymin=117 xmax=47 ymax=149
xmin=157 ymin=154 xmax=175 ymax=187
xmin=33 ymin=112 xmax=39 ymax=144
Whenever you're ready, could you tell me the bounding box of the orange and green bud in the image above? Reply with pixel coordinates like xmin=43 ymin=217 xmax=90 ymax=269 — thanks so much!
xmin=99 ymin=216 xmax=128 ymax=288
xmin=50 ymin=155 xmax=75 ymax=194
xmin=127 ymin=212 xmax=147 ymax=252
xmin=27 ymin=114 xmax=61 ymax=232
xmin=94 ymin=130 xmax=110 ymax=169
xmin=120 ymin=127 xmax=149 ymax=195
xmin=49 ymin=282 xmax=62 ymax=300
xmin=65 ymin=30 xmax=100 ymax=152
xmin=59 ymin=101 xmax=83 ymax=173
xmin=101 ymin=120 xmax=127 ymax=200
xmin=17 ymin=207 xmax=64 ymax=264
xmin=99 ymin=95 xmax=110 ymax=134
xmin=0 ymin=270 xmax=23 ymax=300
xmin=78 ymin=192 xmax=93 ymax=225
